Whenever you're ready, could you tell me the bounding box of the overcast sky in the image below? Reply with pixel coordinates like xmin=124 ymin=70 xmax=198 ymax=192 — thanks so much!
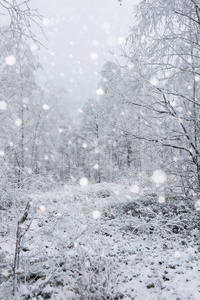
xmin=32 ymin=0 xmax=139 ymax=115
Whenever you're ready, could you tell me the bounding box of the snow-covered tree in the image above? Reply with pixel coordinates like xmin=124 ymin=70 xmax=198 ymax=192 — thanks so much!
xmin=119 ymin=0 xmax=200 ymax=193
xmin=0 ymin=0 xmax=42 ymax=44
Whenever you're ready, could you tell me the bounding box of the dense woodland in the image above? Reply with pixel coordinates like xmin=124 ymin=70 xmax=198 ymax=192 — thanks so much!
xmin=1 ymin=0 xmax=200 ymax=196
xmin=0 ymin=1 xmax=200 ymax=299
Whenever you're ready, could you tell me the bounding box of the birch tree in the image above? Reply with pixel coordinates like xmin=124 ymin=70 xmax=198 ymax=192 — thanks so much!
xmin=0 ymin=0 xmax=42 ymax=43
xmin=120 ymin=0 xmax=200 ymax=193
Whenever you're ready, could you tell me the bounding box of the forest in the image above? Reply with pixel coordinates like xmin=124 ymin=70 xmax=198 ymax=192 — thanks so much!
xmin=0 ymin=0 xmax=200 ymax=299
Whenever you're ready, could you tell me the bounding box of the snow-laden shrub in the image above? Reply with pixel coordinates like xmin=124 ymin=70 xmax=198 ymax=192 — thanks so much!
xmin=27 ymin=173 xmax=62 ymax=192
xmin=86 ymin=189 xmax=113 ymax=199
xmin=68 ymin=247 xmax=118 ymax=300
xmin=102 ymin=195 xmax=199 ymax=238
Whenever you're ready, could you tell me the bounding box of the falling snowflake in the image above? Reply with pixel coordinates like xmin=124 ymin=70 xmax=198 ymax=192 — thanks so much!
xmin=74 ymin=242 xmax=79 ymax=248
xmin=43 ymin=18 xmax=51 ymax=26
xmin=130 ymin=184 xmax=139 ymax=194
xmin=118 ymin=37 xmax=125 ymax=45
xmin=0 ymin=150 xmax=5 ymax=157
xmin=43 ymin=104 xmax=50 ymax=110
xmin=152 ymin=170 xmax=167 ymax=184
xmin=127 ymin=62 xmax=134 ymax=69
xmin=15 ymin=119 xmax=22 ymax=126
xmin=165 ymin=71 xmax=170 ymax=77
xmin=92 ymin=210 xmax=101 ymax=219
xmin=158 ymin=196 xmax=165 ymax=203
xmin=194 ymin=200 xmax=200 ymax=212
xmin=85 ymin=261 xmax=90 ymax=268
xmin=174 ymin=251 xmax=181 ymax=258
xmin=39 ymin=205 xmax=46 ymax=212
xmin=113 ymin=243 xmax=118 ymax=249
xmin=96 ymin=87 xmax=104 ymax=96
xmin=5 ymin=55 xmax=16 ymax=66
xmin=149 ymin=76 xmax=158 ymax=86
xmin=82 ymin=143 xmax=87 ymax=149
xmin=30 ymin=44 xmax=38 ymax=51
xmin=79 ymin=177 xmax=89 ymax=186
xmin=27 ymin=168 xmax=32 ymax=175
xmin=112 ymin=141 xmax=117 ymax=147
xmin=0 ymin=101 xmax=7 ymax=110
xmin=90 ymin=52 xmax=98 ymax=60
xmin=141 ymin=35 xmax=146 ymax=42
xmin=93 ymin=163 xmax=99 ymax=170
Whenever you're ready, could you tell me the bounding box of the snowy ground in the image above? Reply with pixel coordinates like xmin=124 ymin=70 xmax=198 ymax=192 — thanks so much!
xmin=0 ymin=183 xmax=200 ymax=299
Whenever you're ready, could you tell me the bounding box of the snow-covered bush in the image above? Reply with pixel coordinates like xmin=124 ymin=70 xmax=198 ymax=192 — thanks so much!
xmin=103 ymin=195 xmax=199 ymax=238
xmin=68 ymin=247 xmax=118 ymax=299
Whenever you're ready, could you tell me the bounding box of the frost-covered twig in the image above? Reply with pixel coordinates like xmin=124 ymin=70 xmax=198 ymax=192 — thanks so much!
xmin=13 ymin=201 xmax=31 ymax=296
